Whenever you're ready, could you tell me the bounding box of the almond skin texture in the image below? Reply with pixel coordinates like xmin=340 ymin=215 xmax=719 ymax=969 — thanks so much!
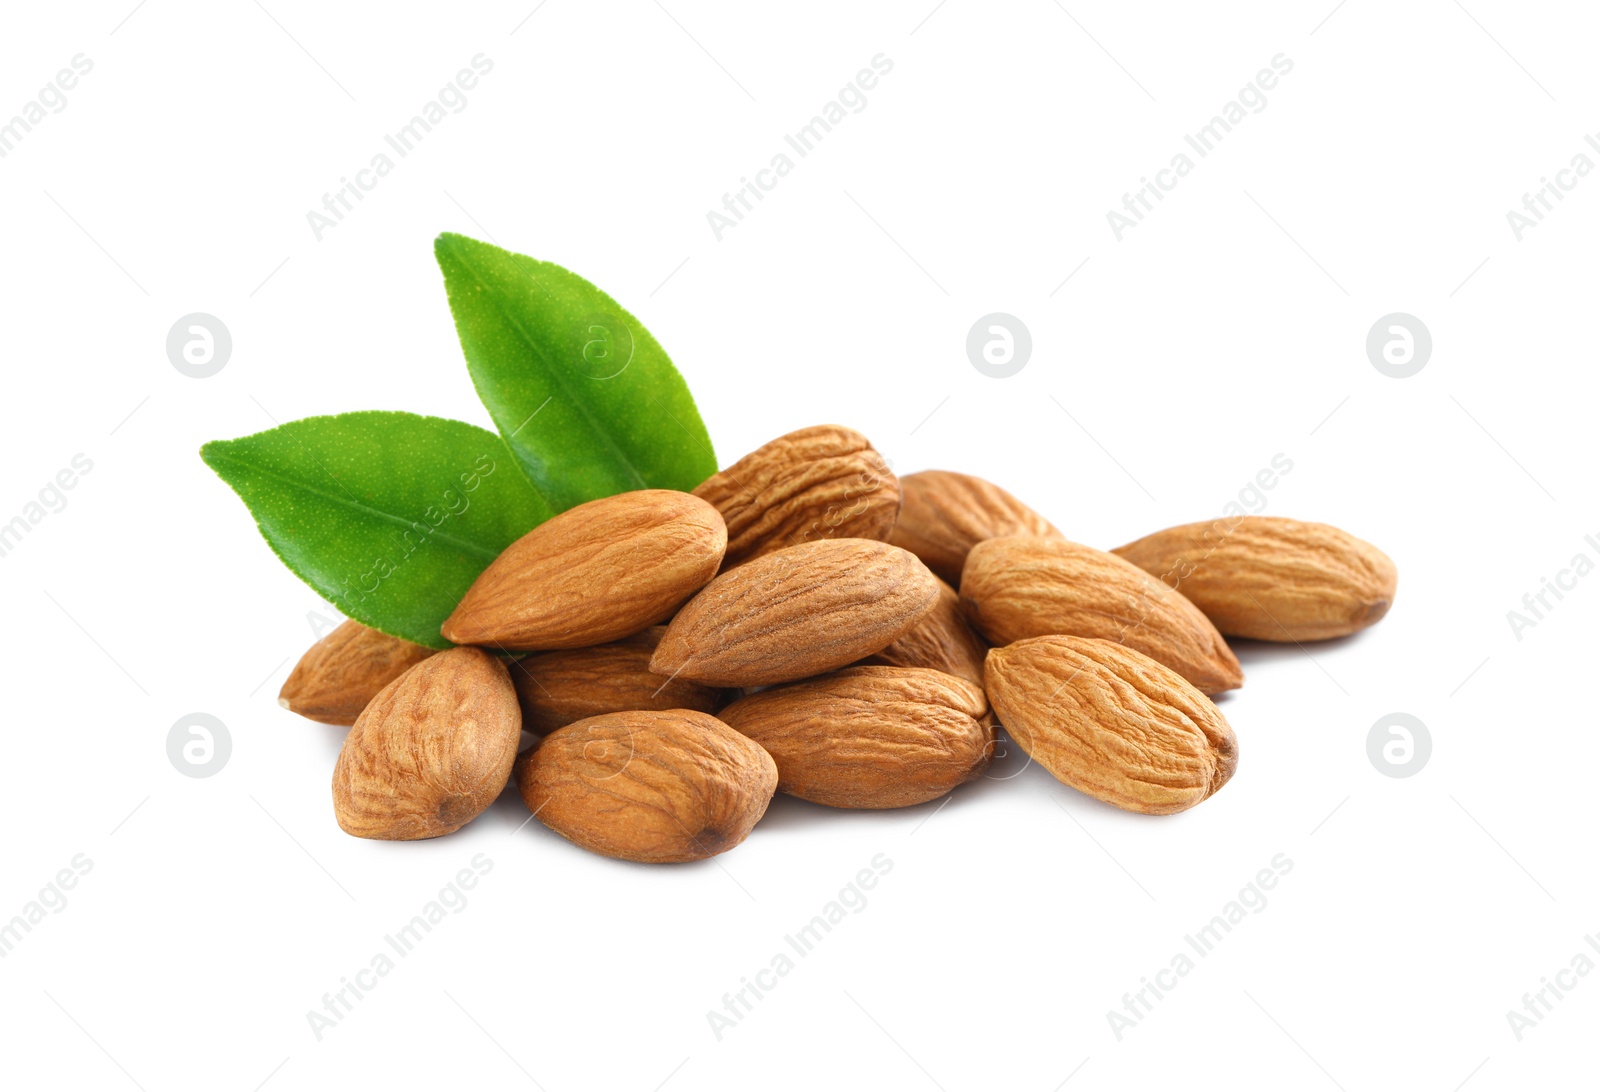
xmin=279 ymin=620 xmax=435 ymax=726
xmin=1112 ymin=516 xmax=1398 ymax=642
xmin=985 ymin=636 xmax=1238 ymax=815
xmin=332 ymin=647 xmax=522 ymax=840
xmin=961 ymin=535 xmax=1242 ymax=694
xmin=650 ymin=538 xmax=940 ymax=687
xmin=509 ymin=627 xmax=725 ymax=736
xmin=692 ymin=424 xmax=900 ymax=567
xmin=858 ymin=578 xmax=987 ymax=687
xmin=515 ymin=709 xmax=777 ymax=863
xmin=441 ymin=489 xmax=726 ymax=650
xmin=888 ymin=470 xmax=1061 ymax=586
xmin=719 ymin=666 xmax=991 ymax=809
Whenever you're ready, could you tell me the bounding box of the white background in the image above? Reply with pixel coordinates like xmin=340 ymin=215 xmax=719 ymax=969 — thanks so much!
xmin=1 ymin=1 xmax=1594 ymax=1088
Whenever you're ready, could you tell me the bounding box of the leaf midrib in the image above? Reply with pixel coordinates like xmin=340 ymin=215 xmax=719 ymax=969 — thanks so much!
xmin=208 ymin=450 xmax=502 ymax=561
xmin=452 ymin=246 xmax=650 ymax=493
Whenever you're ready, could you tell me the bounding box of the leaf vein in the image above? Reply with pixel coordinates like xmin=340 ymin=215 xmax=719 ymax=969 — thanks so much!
xmin=205 ymin=451 xmax=502 ymax=561
xmin=451 ymin=248 xmax=651 ymax=495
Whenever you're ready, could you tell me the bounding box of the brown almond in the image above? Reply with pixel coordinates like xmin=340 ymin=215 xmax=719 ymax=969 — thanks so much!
xmin=515 ymin=709 xmax=776 ymax=863
xmin=509 ymin=627 xmax=725 ymax=736
xmin=650 ymin=538 xmax=940 ymax=687
xmin=985 ymin=636 xmax=1238 ymax=815
xmin=888 ymin=470 xmax=1061 ymax=585
xmin=1112 ymin=516 xmax=1397 ymax=641
xmin=960 ymin=535 xmax=1242 ymax=694
xmin=692 ymin=424 xmax=900 ymax=567
xmin=278 ymin=620 xmax=436 ymax=726
xmin=441 ymin=489 xmax=726 ymax=650
xmin=857 ymin=578 xmax=987 ymax=687
xmin=719 ymin=666 xmax=991 ymax=809
xmin=332 ymin=647 xmax=521 ymax=840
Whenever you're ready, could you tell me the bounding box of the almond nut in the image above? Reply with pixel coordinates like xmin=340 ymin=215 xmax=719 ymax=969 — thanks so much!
xmin=515 ymin=709 xmax=777 ymax=862
xmin=985 ymin=636 xmax=1238 ymax=815
xmin=650 ymin=538 xmax=940 ymax=687
xmin=718 ymin=666 xmax=991 ymax=809
xmin=332 ymin=647 xmax=522 ymax=839
xmin=857 ymin=577 xmax=987 ymax=687
xmin=279 ymin=620 xmax=435 ymax=726
xmin=441 ymin=489 xmax=726 ymax=650
xmin=692 ymin=424 xmax=900 ymax=567
xmin=509 ymin=626 xmax=725 ymax=736
xmin=1112 ymin=516 xmax=1397 ymax=641
xmin=888 ymin=470 xmax=1060 ymax=585
xmin=961 ymin=535 xmax=1242 ymax=694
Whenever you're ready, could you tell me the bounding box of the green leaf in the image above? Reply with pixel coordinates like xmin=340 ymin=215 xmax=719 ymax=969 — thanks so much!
xmin=434 ymin=232 xmax=717 ymax=511
xmin=201 ymin=412 xmax=554 ymax=649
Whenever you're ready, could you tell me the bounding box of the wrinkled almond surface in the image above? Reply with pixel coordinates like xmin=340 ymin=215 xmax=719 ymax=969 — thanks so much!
xmin=510 ymin=627 xmax=725 ymax=735
xmin=888 ymin=470 xmax=1060 ymax=585
xmin=693 ymin=424 xmax=900 ymax=567
xmin=719 ymin=666 xmax=991 ymax=809
xmin=279 ymin=619 xmax=435 ymax=726
xmin=1112 ymin=516 xmax=1397 ymax=641
xmin=961 ymin=535 xmax=1242 ymax=694
xmin=442 ymin=489 xmax=726 ymax=650
xmin=858 ymin=578 xmax=987 ymax=687
xmin=516 ymin=709 xmax=777 ymax=863
xmin=985 ymin=636 xmax=1238 ymax=815
xmin=332 ymin=647 xmax=522 ymax=839
xmin=651 ymin=538 xmax=939 ymax=687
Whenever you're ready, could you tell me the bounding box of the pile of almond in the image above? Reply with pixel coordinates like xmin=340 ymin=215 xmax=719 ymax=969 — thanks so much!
xmin=280 ymin=426 xmax=1397 ymax=862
